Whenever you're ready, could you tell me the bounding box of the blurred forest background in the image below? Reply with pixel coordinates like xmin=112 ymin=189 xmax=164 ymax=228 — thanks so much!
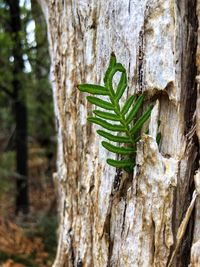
xmin=0 ymin=0 xmax=58 ymax=266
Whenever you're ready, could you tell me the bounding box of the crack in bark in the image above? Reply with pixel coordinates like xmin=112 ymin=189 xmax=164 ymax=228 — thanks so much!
xmin=177 ymin=0 xmax=199 ymax=265
xmin=121 ymin=200 xmax=127 ymax=238
xmin=137 ymin=29 xmax=145 ymax=92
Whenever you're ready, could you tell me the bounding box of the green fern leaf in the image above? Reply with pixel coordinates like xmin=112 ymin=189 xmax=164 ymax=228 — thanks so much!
xmin=78 ymin=84 xmax=108 ymax=95
xmin=130 ymin=105 xmax=153 ymax=135
xmin=115 ymin=71 xmax=127 ymax=101
xmin=93 ymin=110 xmax=119 ymax=121
xmin=107 ymin=158 xmax=134 ymax=168
xmin=87 ymin=96 xmax=114 ymax=110
xmin=87 ymin=117 xmax=125 ymax=132
xmin=103 ymin=53 xmax=117 ymax=85
xmin=102 ymin=141 xmax=136 ymax=155
xmin=126 ymin=94 xmax=145 ymax=124
xmin=156 ymin=132 xmax=161 ymax=145
xmin=97 ymin=130 xmax=131 ymax=143
xmin=105 ymin=63 xmax=125 ymax=96
xmin=121 ymin=95 xmax=136 ymax=115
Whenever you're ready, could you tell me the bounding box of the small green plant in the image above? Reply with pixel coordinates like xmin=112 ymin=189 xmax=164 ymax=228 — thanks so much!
xmin=78 ymin=53 xmax=153 ymax=171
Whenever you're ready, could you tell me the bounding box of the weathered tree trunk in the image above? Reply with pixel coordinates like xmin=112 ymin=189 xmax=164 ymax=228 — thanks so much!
xmin=38 ymin=0 xmax=200 ymax=266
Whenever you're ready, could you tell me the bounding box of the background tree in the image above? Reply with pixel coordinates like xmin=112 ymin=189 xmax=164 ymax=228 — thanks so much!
xmin=4 ymin=0 xmax=29 ymax=214
xmin=0 ymin=0 xmax=55 ymax=214
xmin=38 ymin=0 xmax=200 ymax=266
xmin=0 ymin=1 xmax=57 ymax=265
xmin=28 ymin=0 xmax=54 ymax=151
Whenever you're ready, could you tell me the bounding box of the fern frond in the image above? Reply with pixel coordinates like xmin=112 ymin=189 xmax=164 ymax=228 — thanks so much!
xmin=78 ymin=53 xmax=154 ymax=171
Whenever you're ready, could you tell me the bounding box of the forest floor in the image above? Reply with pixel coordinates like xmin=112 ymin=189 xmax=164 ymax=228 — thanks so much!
xmin=0 ymin=143 xmax=57 ymax=267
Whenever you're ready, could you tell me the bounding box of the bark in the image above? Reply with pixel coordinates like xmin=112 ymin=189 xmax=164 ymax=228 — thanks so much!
xmin=38 ymin=0 xmax=199 ymax=266
xmin=6 ymin=0 xmax=29 ymax=214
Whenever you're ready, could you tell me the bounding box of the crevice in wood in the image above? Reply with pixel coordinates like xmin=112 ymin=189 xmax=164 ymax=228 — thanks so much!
xmin=121 ymin=200 xmax=127 ymax=238
xmin=103 ymin=203 xmax=112 ymax=267
xmin=152 ymin=219 xmax=156 ymax=264
xmin=181 ymin=205 xmax=196 ymax=267
xmin=137 ymin=29 xmax=145 ymax=92
xmin=176 ymin=0 xmax=199 ymax=264
xmin=182 ymin=1 xmax=198 ymax=136
xmin=168 ymin=185 xmax=178 ymax=265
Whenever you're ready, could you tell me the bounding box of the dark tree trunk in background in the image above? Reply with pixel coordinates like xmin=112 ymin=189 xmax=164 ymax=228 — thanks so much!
xmin=6 ymin=0 xmax=29 ymax=214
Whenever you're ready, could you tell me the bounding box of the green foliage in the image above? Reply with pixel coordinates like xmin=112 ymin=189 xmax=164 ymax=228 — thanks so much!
xmin=0 ymin=0 xmax=55 ymax=149
xmin=0 ymin=152 xmax=15 ymax=197
xmin=25 ymin=1 xmax=54 ymax=143
xmin=0 ymin=151 xmax=15 ymax=178
xmin=0 ymin=251 xmax=39 ymax=267
xmin=36 ymin=215 xmax=58 ymax=257
xmin=78 ymin=53 xmax=154 ymax=171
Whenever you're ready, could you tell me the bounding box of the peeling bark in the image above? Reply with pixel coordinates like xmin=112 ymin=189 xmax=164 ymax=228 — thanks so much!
xmin=37 ymin=0 xmax=199 ymax=266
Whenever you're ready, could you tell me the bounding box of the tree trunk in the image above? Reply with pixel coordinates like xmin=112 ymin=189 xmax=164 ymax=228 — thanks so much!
xmin=6 ymin=0 xmax=29 ymax=214
xmin=38 ymin=0 xmax=200 ymax=266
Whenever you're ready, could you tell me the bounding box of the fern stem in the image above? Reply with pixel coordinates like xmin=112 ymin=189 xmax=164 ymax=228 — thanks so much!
xmin=112 ymin=98 xmax=135 ymax=145
xmin=104 ymin=63 xmax=135 ymax=146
